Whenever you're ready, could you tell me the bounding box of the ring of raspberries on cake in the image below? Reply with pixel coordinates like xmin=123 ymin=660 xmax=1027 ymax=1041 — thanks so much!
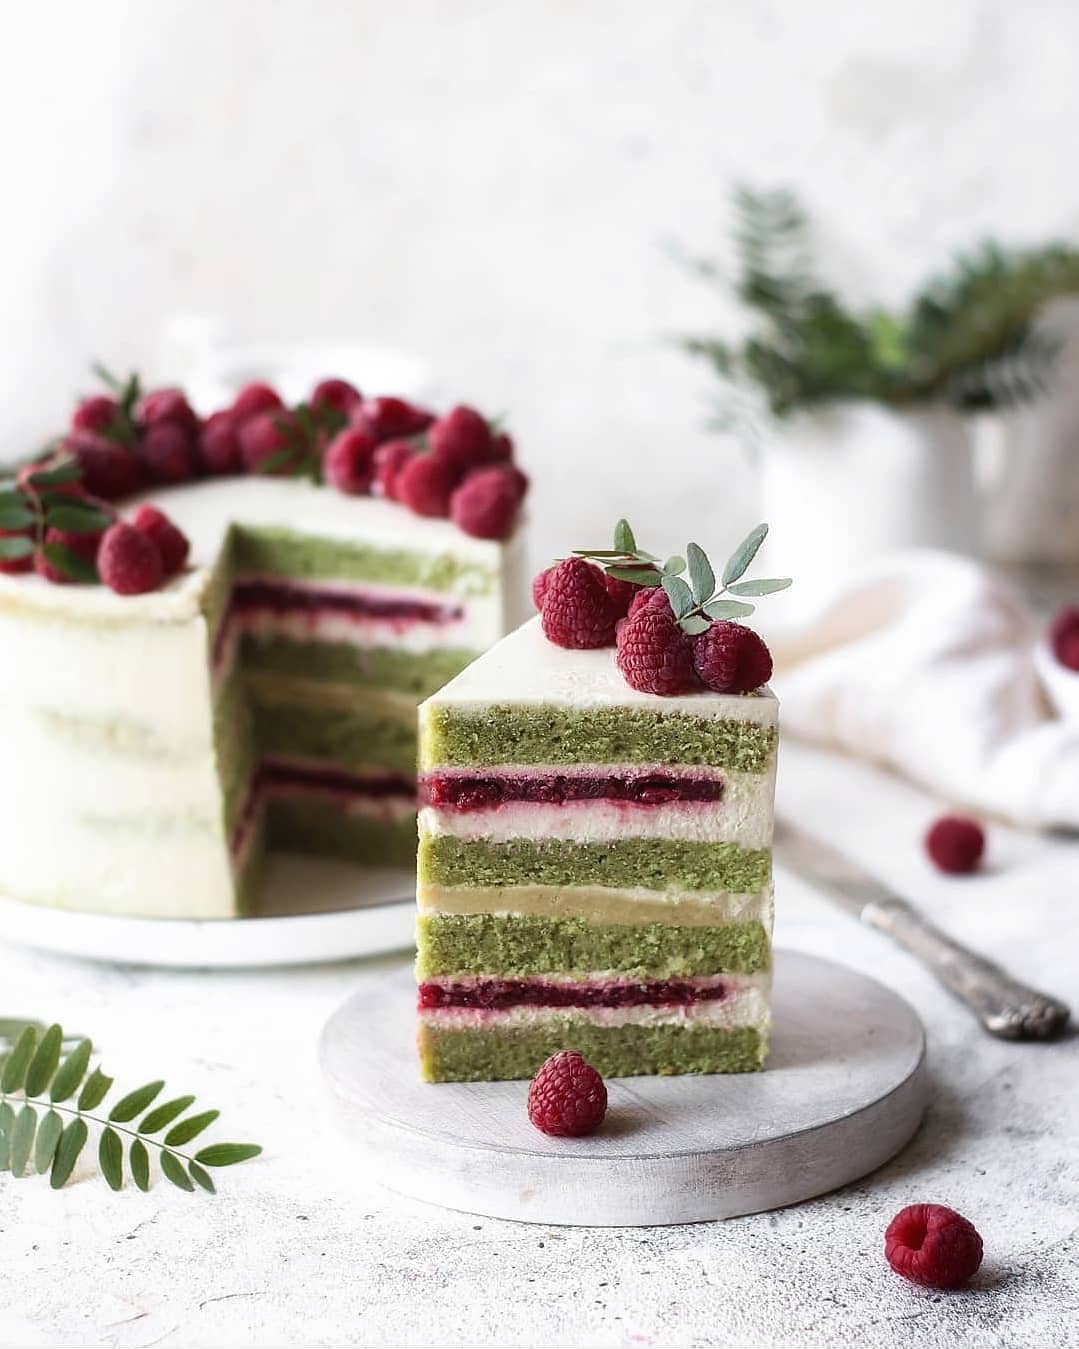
xmin=0 ymin=368 xmax=526 ymax=920
xmin=414 ymin=519 xmax=791 ymax=1083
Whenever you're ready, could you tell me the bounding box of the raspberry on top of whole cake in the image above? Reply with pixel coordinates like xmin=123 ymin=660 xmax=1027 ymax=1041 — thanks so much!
xmin=0 ymin=368 xmax=527 ymax=596
xmin=532 ymin=518 xmax=790 ymax=695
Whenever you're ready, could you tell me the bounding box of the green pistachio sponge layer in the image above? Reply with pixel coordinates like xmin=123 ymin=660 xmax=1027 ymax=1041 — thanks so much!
xmin=241 ymin=635 xmax=479 ymax=701
xmin=266 ymin=797 xmax=417 ymax=866
xmin=421 ymin=705 xmax=777 ymax=771
xmin=415 ymin=913 xmax=771 ymax=978
xmin=419 ymin=835 xmax=771 ymax=894
xmin=418 ymin=1022 xmax=767 ymax=1081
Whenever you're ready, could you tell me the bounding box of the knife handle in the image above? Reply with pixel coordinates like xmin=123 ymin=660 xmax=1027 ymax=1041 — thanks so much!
xmin=863 ymin=898 xmax=1071 ymax=1041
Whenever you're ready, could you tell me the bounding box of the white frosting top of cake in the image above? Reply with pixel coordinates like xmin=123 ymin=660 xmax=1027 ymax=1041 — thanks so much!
xmin=0 ymin=478 xmax=507 ymax=624
xmin=426 ymin=616 xmax=779 ymax=722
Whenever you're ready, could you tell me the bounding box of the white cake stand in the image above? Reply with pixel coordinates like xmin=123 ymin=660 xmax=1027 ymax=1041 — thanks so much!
xmin=0 ymin=855 xmax=415 ymax=968
xmin=320 ymin=950 xmax=928 ymax=1226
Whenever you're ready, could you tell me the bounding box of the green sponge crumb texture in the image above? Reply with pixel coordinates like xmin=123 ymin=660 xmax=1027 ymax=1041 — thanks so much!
xmin=266 ymin=795 xmax=417 ymax=866
xmin=242 ymin=635 xmax=479 ymax=701
xmin=250 ymin=691 xmax=417 ymax=774
xmin=422 ymin=704 xmax=777 ymax=772
xmin=415 ymin=912 xmax=771 ymax=977
xmin=419 ymin=835 xmax=771 ymax=894
xmin=231 ymin=525 xmax=497 ymax=596
xmin=419 ymin=1021 xmax=767 ymax=1081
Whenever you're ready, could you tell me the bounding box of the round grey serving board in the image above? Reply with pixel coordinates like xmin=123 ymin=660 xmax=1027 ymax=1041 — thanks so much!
xmin=320 ymin=951 xmax=928 ymax=1226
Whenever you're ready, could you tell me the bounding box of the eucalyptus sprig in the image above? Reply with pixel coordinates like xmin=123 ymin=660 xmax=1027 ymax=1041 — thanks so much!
xmin=660 ymin=523 xmax=791 ymax=635
xmin=0 ymin=1019 xmax=261 ymax=1194
xmin=0 ymin=459 xmax=110 ymax=582
xmin=572 ymin=518 xmax=686 ymax=588
xmin=258 ymin=400 xmax=346 ymax=484
xmin=89 ymin=364 xmax=143 ymax=447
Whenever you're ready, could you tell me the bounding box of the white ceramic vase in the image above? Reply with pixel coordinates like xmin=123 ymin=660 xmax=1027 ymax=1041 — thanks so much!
xmin=757 ymin=400 xmax=978 ymax=591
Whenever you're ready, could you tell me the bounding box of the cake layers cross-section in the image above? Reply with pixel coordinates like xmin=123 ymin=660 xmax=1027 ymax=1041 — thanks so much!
xmin=415 ymin=615 xmax=779 ymax=1081
xmin=0 ymin=478 xmax=521 ymax=919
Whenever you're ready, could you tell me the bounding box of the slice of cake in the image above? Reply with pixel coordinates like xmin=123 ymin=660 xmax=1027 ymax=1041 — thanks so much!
xmin=415 ymin=524 xmax=788 ymax=1081
xmin=0 ymin=375 xmax=526 ymax=919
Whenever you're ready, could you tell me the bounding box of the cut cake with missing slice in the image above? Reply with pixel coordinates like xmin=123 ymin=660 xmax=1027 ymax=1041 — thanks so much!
xmin=415 ymin=614 xmax=779 ymax=1082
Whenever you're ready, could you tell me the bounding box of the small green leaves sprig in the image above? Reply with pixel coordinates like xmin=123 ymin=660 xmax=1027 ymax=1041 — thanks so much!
xmin=660 ymin=524 xmax=791 ymax=635
xmin=90 ymin=364 xmax=143 ymax=446
xmin=0 ymin=1019 xmax=261 ymax=1194
xmin=0 ymin=459 xmax=111 ymax=582
xmin=573 ymin=519 xmax=791 ymax=636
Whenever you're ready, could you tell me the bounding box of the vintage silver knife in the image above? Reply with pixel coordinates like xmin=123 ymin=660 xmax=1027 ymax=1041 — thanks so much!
xmin=773 ymin=818 xmax=1071 ymax=1041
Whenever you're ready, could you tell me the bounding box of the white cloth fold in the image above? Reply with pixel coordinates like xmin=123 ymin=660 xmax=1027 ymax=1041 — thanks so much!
xmin=761 ymin=550 xmax=1079 ymax=830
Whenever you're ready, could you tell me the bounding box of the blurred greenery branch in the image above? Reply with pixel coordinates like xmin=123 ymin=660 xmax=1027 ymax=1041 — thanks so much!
xmin=683 ymin=186 xmax=1079 ymax=425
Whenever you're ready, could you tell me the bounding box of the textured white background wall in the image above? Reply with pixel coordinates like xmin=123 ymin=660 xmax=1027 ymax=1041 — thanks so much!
xmin=3 ymin=0 xmax=1078 ymax=564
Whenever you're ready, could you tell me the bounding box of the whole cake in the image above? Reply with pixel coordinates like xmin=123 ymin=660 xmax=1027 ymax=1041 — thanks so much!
xmin=0 ymin=373 xmax=527 ymax=918
xmin=415 ymin=523 xmax=788 ymax=1081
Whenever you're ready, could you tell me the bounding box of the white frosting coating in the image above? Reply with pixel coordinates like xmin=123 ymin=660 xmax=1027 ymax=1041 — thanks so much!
xmin=421 ymin=616 xmax=780 ymax=721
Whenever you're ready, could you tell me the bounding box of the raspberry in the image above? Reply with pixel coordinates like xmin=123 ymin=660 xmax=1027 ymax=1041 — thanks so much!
xmin=132 ymin=505 xmax=189 ymax=576
xmin=526 ymin=1050 xmax=607 ymax=1137
xmin=885 ymin=1204 xmax=983 ymax=1289
xmin=97 ymin=521 xmax=163 ymax=595
xmin=1049 ymin=605 xmax=1079 ymax=672
xmin=323 ymin=426 xmax=376 ymax=495
xmin=310 ymin=377 xmax=363 ymax=419
xmin=198 ymin=410 xmax=243 ymax=475
xmin=395 ymin=453 xmax=459 ymax=517
xmin=65 ymin=433 xmax=144 ymax=500
xmin=450 ymin=467 xmax=522 ymax=540
xmin=71 ymin=394 xmax=118 ymax=435
xmin=239 ymin=410 xmax=303 ymax=475
xmin=691 ymin=621 xmax=773 ymax=694
xmin=138 ymin=423 xmax=196 ymax=485
xmin=925 ymin=816 xmax=985 ymax=874
xmin=540 ymin=558 xmax=619 ymax=649
xmin=138 ymin=387 xmax=199 ymax=435
xmin=34 ymin=524 xmax=105 ymax=584
xmin=490 ymin=431 xmax=514 ymax=461
xmin=354 ymin=396 xmax=433 ymax=443
xmin=616 ymin=605 xmax=698 ymax=694
xmin=429 ymin=405 xmax=493 ymax=471
xmin=627 ymin=585 xmax=671 ymax=618
xmin=372 ymin=440 xmax=417 ymax=499
xmin=532 ymin=567 xmax=552 ymax=611
xmin=602 ymin=573 xmax=638 ymax=617
xmin=231 ymin=382 xmax=284 ymax=425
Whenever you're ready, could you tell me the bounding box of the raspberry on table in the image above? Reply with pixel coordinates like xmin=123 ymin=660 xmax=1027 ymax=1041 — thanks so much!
xmin=1049 ymin=605 xmax=1079 ymax=672
xmin=885 ymin=1203 xmax=983 ymax=1289
xmin=540 ymin=558 xmax=619 ymax=649
xmin=323 ymin=426 xmax=376 ymax=495
xmin=396 ymin=453 xmax=458 ymax=517
xmin=616 ymin=605 xmax=698 ymax=694
xmin=527 ymin=1050 xmax=607 ymax=1137
xmin=97 ymin=522 xmax=163 ymax=595
xmin=692 ymin=620 xmax=773 ymax=694
xmin=450 ymin=466 xmax=522 ymax=540
xmin=198 ymin=411 xmax=243 ymax=475
xmin=429 ymin=405 xmax=493 ymax=471
xmin=925 ymin=816 xmax=985 ymax=874
xmin=132 ymin=505 xmax=190 ymax=576
xmin=231 ymin=382 xmax=284 ymax=425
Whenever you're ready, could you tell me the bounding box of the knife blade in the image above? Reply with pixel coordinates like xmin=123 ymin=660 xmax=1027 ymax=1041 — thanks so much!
xmin=773 ymin=817 xmax=1071 ymax=1041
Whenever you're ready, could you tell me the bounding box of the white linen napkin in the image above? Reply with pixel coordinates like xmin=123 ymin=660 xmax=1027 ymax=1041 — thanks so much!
xmin=761 ymin=550 xmax=1079 ymax=830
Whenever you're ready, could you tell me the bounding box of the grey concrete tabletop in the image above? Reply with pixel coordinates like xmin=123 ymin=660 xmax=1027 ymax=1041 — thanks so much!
xmin=1 ymin=742 xmax=1075 ymax=1349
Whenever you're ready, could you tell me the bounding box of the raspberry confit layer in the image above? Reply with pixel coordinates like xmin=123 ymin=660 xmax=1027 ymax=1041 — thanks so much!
xmin=414 ymin=615 xmax=779 ymax=1082
xmin=0 ymin=477 xmax=523 ymax=918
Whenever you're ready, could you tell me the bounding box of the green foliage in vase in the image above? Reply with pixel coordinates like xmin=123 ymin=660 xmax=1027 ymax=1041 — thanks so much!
xmin=683 ymin=186 xmax=1079 ymax=421
xmin=0 ymin=1019 xmax=261 ymax=1194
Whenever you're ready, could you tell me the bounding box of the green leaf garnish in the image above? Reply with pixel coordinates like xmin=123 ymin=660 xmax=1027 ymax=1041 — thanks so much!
xmin=42 ymin=543 xmax=98 ymax=584
xmin=0 ymin=1022 xmax=259 ymax=1195
xmin=0 ymin=536 xmax=34 ymax=561
xmin=722 ymin=524 xmax=768 ymax=587
xmin=686 ymin=542 xmax=715 ymax=604
xmin=44 ymin=504 xmax=113 ymax=534
xmin=0 ymin=505 xmax=35 ymax=531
